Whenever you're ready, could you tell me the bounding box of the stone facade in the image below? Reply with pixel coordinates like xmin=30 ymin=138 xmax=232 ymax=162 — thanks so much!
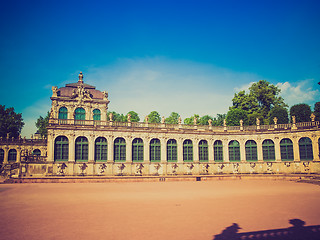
xmin=1 ymin=73 xmax=320 ymax=178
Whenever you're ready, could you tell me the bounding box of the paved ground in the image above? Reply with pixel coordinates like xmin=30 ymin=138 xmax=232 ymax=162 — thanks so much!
xmin=0 ymin=179 xmax=320 ymax=240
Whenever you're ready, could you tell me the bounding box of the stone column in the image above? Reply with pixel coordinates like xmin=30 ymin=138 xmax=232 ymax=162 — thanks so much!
xmin=256 ymin=139 xmax=263 ymax=162
xmin=208 ymin=139 xmax=214 ymax=163
xmin=160 ymin=138 xmax=167 ymax=163
xmin=126 ymin=137 xmax=132 ymax=163
xmin=88 ymin=135 xmax=95 ymax=163
xmin=3 ymin=146 xmax=9 ymax=164
xmin=292 ymin=136 xmax=300 ymax=161
xmin=107 ymin=136 xmax=114 ymax=162
xmin=193 ymin=139 xmax=199 ymax=163
xmin=47 ymin=132 xmax=55 ymax=163
xmin=177 ymin=138 xmax=183 ymax=163
xmin=239 ymin=139 xmax=246 ymax=162
xmin=274 ymin=137 xmax=281 ymax=162
xmin=68 ymin=134 xmax=75 ymax=162
xmin=311 ymin=135 xmax=320 ymax=161
xmin=143 ymin=137 xmax=150 ymax=163
xmin=222 ymin=139 xmax=229 ymax=162
xmin=16 ymin=147 xmax=21 ymax=163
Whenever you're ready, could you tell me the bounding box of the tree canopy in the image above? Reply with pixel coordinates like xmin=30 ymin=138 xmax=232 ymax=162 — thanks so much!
xmin=226 ymin=108 xmax=248 ymax=126
xmin=146 ymin=111 xmax=161 ymax=123
xmin=184 ymin=114 xmax=199 ymax=125
xmin=230 ymin=80 xmax=288 ymax=124
xmin=268 ymin=106 xmax=289 ymax=124
xmin=165 ymin=112 xmax=180 ymax=124
xmin=35 ymin=112 xmax=50 ymax=138
xmin=314 ymin=102 xmax=320 ymax=121
xmin=126 ymin=111 xmax=140 ymax=122
xmin=0 ymin=105 xmax=24 ymax=138
xmin=290 ymin=104 xmax=312 ymax=123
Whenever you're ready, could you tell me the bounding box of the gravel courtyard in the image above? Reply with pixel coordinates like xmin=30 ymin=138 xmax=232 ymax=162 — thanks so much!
xmin=0 ymin=179 xmax=320 ymax=240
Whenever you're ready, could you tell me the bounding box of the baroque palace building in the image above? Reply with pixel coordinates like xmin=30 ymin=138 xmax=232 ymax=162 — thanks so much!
xmin=0 ymin=72 xmax=320 ymax=178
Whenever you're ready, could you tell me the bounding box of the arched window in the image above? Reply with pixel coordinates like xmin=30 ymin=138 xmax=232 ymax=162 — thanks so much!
xmin=95 ymin=137 xmax=107 ymax=162
xmin=32 ymin=149 xmax=41 ymax=156
xmin=199 ymin=140 xmax=208 ymax=162
xmin=299 ymin=137 xmax=313 ymax=160
xmin=74 ymin=108 xmax=86 ymax=124
xmin=114 ymin=138 xmax=126 ymax=162
xmin=280 ymin=138 xmax=294 ymax=161
xmin=58 ymin=107 xmax=68 ymax=119
xmin=167 ymin=139 xmax=177 ymax=162
xmin=245 ymin=140 xmax=257 ymax=161
xmin=8 ymin=149 xmax=17 ymax=162
xmin=183 ymin=139 xmax=193 ymax=162
xmin=229 ymin=140 xmax=240 ymax=162
xmin=150 ymin=138 xmax=161 ymax=162
xmin=263 ymin=139 xmax=275 ymax=161
xmin=75 ymin=137 xmax=88 ymax=162
xmin=0 ymin=149 xmax=4 ymax=164
xmin=132 ymin=138 xmax=144 ymax=162
xmin=214 ymin=140 xmax=223 ymax=162
xmin=93 ymin=109 xmax=101 ymax=121
xmin=54 ymin=136 xmax=69 ymax=161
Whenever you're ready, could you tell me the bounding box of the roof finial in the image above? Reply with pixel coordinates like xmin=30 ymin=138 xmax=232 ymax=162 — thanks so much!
xmin=78 ymin=72 xmax=83 ymax=83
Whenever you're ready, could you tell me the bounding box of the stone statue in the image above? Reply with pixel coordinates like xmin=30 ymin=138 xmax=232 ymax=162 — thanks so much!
xmin=208 ymin=119 xmax=212 ymax=126
xmin=256 ymin=118 xmax=260 ymax=126
xmin=102 ymin=91 xmax=108 ymax=100
xmin=292 ymin=116 xmax=296 ymax=124
xmin=145 ymin=116 xmax=149 ymax=123
xmin=223 ymin=119 xmax=226 ymax=127
xmin=127 ymin=114 xmax=131 ymax=122
xmin=161 ymin=116 xmax=165 ymax=124
xmin=78 ymin=72 xmax=83 ymax=82
xmin=240 ymin=119 xmax=243 ymax=127
xmin=52 ymin=86 xmax=58 ymax=97
xmin=193 ymin=117 xmax=197 ymax=125
xmin=273 ymin=117 xmax=278 ymax=125
xmin=109 ymin=112 xmax=113 ymax=121
xmin=49 ymin=109 xmax=54 ymax=118
xmin=178 ymin=116 xmax=182 ymax=124
xmin=310 ymin=113 xmax=315 ymax=122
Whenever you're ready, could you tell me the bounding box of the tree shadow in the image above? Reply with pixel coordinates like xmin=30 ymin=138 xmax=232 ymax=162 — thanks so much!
xmin=213 ymin=219 xmax=320 ymax=240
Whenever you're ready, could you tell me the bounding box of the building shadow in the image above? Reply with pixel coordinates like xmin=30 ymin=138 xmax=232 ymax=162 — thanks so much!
xmin=213 ymin=219 xmax=320 ymax=240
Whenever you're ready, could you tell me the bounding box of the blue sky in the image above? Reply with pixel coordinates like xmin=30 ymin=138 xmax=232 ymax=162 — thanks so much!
xmin=0 ymin=0 xmax=319 ymax=137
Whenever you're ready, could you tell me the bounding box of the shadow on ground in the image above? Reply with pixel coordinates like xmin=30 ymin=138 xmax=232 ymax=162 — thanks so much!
xmin=213 ymin=219 xmax=320 ymax=240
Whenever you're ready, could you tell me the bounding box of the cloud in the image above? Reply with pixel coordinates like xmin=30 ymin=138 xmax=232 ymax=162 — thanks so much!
xmin=277 ymin=80 xmax=320 ymax=107
xmin=85 ymin=57 xmax=261 ymax=119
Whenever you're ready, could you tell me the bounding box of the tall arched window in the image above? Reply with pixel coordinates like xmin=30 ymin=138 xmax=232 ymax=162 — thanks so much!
xmin=245 ymin=140 xmax=257 ymax=161
xmin=280 ymin=138 xmax=294 ymax=161
xmin=8 ymin=149 xmax=17 ymax=162
xmin=167 ymin=139 xmax=177 ymax=162
xmin=183 ymin=139 xmax=193 ymax=162
xmin=0 ymin=149 xmax=4 ymax=164
xmin=114 ymin=138 xmax=126 ymax=162
xmin=58 ymin=107 xmax=68 ymax=119
xmin=229 ymin=140 xmax=240 ymax=162
xmin=75 ymin=108 xmax=86 ymax=124
xmin=263 ymin=139 xmax=275 ymax=161
xmin=214 ymin=140 xmax=223 ymax=162
xmin=75 ymin=137 xmax=88 ymax=162
xmin=299 ymin=137 xmax=313 ymax=160
xmin=199 ymin=140 xmax=208 ymax=162
xmin=150 ymin=138 xmax=161 ymax=162
xmin=93 ymin=109 xmax=101 ymax=121
xmin=132 ymin=138 xmax=144 ymax=162
xmin=95 ymin=137 xmax=107 ymax=162
xmin=54 ymin=136 xmax=69 ymax=161
xmin=32 ymin=149 xmax=41 ymax=156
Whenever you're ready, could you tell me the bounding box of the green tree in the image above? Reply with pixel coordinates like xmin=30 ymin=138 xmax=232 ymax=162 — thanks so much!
xmin=35 ymin=112 xmax=50 ymax=138
xmin=126 ymin=111 xmax=140 ymax=122
xmin=147 ymin=111 xmax=161 ymax=123
xmin=314 ymin=102 xmax=320 ymax=121
xmin=290 ymin=104 xmax=312 ymax=123
xmin=107 ymin=111 xmax=126 ymax=122
xmin=0 ymin=105 xmax=24 ymax=138
xmin=199 ymin=115 xmax=213 ymax=125
xmin=226 ymin=108 xmax=248 ymax=126
xmin=230 ymin=80 xmax=287 ymax=124
xmin=268 ymin=106 xmax=289 ymax=124
xmin=184 ymin=114 xmax=199 ymax=125
xmin=165 ymin=112 xmax=180 ymax=124
xmin=212 ymin=114 xmax=226 ymax=126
